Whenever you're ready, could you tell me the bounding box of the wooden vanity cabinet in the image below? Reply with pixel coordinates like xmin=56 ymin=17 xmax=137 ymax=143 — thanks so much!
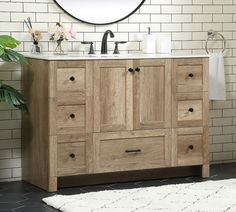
xmin=22 ymin=57 xmax=209 ymax=192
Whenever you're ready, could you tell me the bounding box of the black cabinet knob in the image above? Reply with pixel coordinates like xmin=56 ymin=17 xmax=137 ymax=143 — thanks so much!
xmin=188 ymin=108 xmax=194 ymax=113
xmin=188 ymin=73 xmax=194 ymax=78
xmin=135 ymin=67 xmax=140 ymax=72
xmin=188 ymin=145 xmax=194 ymax=150
xmin=69 ymin=76 xmax=75 ymax=81
xmin=70 ymin=113 xmax=75 ymax=119
xmin=128 ymin=68 xmax=134 ymax=73
xmin=69 ymin=153 xmax=75 ymax=158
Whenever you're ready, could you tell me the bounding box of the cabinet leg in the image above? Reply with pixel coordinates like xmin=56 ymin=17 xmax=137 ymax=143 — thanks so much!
xmin=202 ymin=164 xmax=210 ymax=178
xmin=48 ymin=177 xmax=57 ymax=192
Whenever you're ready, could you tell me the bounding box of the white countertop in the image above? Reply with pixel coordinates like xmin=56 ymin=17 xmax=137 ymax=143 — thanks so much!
xmin=24 ymin=53 xmax=209 ymax=61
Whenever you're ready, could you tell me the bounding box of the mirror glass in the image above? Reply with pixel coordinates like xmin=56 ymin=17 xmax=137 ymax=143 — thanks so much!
xmin=54 ymin=0 xmax=145 ymax=25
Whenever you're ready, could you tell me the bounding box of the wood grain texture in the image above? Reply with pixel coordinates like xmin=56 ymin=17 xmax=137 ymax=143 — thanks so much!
xmin=57 ymin=141 xmax=86 ymax=176
xmin=22 ymin=57 xmax=209 ymax=191
xmin=177 ymin=134 xmax=203 ymax=166
xmin=56 ymin=105 xmax=85 ymax=134
xmin=93 ymin=60 xmax=133 ymax=132
xmin=177 ymin=100 xmax=202 ymax=121
xmin=173 ymin=92 xmax=204 ymax=128
xmin=173 ymin=58 xmax=208 ymax=93
xmin=93 ymin=129 xmax=171 ymax=173
xmin=22 ymin=59 xmax=52 ymax=191
xmin=56 ymin=65 xmax=86 ymax=105
xmin=174 ymin=127 xmax=208 ymax=168
xmin=172 ymin=58 xmax=209 ymax=176
xmin=133 ymin=59 xmax=171 ymax=130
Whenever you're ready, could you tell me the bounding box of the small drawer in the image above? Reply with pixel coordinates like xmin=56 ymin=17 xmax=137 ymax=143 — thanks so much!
xmin=177 ymin=100 xmax=202 ymax=122
xmin=95 ymin=134 xmax=167 ymax=173
xmin=177 ymin=134 xmax=203 ymax=166
xmin=57 ymin=105 xmax=85 ymax=134
xmin=57 ymin=142 xmax=86 ymax=176
xmin=177 ymin=65 xmax=203 ymax=87
xmin=173 ymin=58 xmax=208 ymax=93
xmin=173 ymin=92 xmax=208 ymax=127
xmin=57 ymin=68 xmax=85 ymax=92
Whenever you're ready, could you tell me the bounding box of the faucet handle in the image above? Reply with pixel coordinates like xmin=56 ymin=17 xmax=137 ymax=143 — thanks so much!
xmin=113 ymin=41 xmax=127 ymax=54
xmin=81 ymin=41 xmax=95 ymax=54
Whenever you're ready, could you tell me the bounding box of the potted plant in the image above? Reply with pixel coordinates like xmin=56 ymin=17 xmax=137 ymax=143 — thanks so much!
xmin=0 ymin=35 xmax=28 ymax=112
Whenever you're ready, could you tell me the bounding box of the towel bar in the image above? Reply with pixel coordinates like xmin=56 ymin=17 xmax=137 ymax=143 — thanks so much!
xmin=205 ymin=30 xmax=226 ymax=54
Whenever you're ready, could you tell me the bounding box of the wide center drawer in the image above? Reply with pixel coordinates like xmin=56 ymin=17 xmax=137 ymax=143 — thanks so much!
xmin=94 ymin=130 xmax=170 ymax=173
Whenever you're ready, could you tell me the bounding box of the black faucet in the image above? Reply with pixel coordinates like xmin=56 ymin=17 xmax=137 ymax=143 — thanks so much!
xmin=101 ymin=30 xmax=114 ymax=54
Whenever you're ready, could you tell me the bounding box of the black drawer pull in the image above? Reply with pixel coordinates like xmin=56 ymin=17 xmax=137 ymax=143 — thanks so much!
xmin=128 ymin=68 xmax=134 ymax=73
xmin=70 ymin=113 xmax=75 ymax=119
xmin=69 ymin=76 xmax=75 ymax=81
xmin=69 ymin=153 xmax=75 ymax=158
xmin=188 ymin=108 xmax=194 ymax=113
xmin=188 ymin=145 xmax=194 ymax=150
xmin=135 ymin=67 xmax=140 ymax=72
xmin=188 ymin=73 xmax=194 ymax=78
xmin=125 ymin=149 xmax=141 ymax=153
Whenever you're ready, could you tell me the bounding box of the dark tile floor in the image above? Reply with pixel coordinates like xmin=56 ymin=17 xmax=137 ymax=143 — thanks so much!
xmin=1 ymin=163 xmax=236 ymax=211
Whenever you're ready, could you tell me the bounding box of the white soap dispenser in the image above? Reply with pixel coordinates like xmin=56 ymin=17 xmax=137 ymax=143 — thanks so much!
xmin=142 ymin=27 xmax=156 ymax=54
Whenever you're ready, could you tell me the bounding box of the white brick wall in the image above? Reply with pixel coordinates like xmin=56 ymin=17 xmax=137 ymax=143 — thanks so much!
xmin=0 ymin=0 xmax=236 ymax=181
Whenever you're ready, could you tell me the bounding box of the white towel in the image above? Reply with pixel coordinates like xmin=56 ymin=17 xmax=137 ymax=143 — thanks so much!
xmin=209 ymin=52 xmax=226 ymax=100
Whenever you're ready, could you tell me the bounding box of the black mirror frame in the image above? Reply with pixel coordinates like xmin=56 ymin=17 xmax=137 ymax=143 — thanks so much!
xmin=53 ymin=0 xmax=146 ymax=25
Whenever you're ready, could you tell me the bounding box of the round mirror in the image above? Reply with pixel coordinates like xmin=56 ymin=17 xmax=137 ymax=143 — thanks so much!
xmin=53 ymin=0 xmax=146 ymax=25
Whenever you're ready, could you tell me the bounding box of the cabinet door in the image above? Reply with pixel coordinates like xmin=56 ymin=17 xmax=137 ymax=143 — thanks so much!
xmin=93 ymin=129 xmax=171 ymax=173
xmin=133 ymin=59 xmax=171 ymax=130
xmin=93 ymin=60 xmax=133 ymax=132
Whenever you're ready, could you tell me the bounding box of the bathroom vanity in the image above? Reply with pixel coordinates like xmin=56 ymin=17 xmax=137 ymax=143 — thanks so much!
xmin=22 ymin=54 xmax=209 ymax=192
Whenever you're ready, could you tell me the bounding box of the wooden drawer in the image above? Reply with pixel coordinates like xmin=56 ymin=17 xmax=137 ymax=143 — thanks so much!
xmin=173 ymin=58 xmax=208 ymax=92
xmin=94 ymin=130 xmax=170 ymax=173
xmin=57 ymin=141 xmax=86 ymax=176
xmin=57 ymin=68 xmax=85 ymax=105
xmin=177 ymin=133 xmax=203 ymax=166
xmin=173 ymin=92 xmax=208 ymax=127
xmin=57 ymin=105 xmax=85 ymax=134
xmin=177 ymin=65 xmax=202 ymax=89
xmin=177 ymin=100 xmax=202 ymax=121
xmin=57 ymin=68 xmax=85 ymax=91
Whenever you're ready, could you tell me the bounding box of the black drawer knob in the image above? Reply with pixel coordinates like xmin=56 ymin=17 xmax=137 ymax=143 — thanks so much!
xmin=135 ymin=67 xmax=140 ymax=72
xmin=188 ymin=73 xmax=194 ymax=78
xmin=69 ymin=76 xmax=75 ymax=81
xmin=128 ymin=68 xmax=134 ymax=73
xmin=69 ymin=153 xmax=75 ymax=158
xmin=188 ymin=108 xmax=194 ymax=113
xmin=70 ymin=113 xmax=75 ymax=119
xmin=188 ymin=145 xmax=194 ymax=150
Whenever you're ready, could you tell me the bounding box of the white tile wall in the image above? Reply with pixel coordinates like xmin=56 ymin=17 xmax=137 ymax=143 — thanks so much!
xmin=0 ymin=0 xmax=236 ymax=181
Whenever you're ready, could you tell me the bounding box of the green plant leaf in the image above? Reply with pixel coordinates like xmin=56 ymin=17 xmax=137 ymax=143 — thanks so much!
xmin=0 ymin=83 xmax=27 ymax=112
xmin=0 ymin=46 xmax=4 ymax=56
xmin=0 ymin=35 xmax=21 ymax=49
xmin=2 ymin=49 xmax=28 ymax=64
